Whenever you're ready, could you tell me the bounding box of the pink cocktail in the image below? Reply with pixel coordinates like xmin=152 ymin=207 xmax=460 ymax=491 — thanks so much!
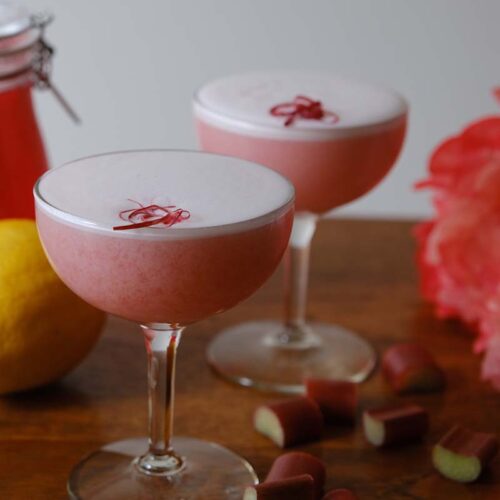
xmin=194 ymin=71 xmax=407 ymax=392
xmin=35 ymin=150 xmax=294 ymax=499
xmin=38 ymin=201 xmax=291 ymax=326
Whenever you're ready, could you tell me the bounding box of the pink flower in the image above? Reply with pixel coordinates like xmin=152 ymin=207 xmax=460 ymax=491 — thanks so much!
xmin=415 ymin=93 xmax=500 ymax=390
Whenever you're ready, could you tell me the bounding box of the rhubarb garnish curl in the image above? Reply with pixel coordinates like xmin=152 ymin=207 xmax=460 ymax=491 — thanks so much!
xmin=270 ymin=95 xmax=339 ymax=127
xmin=113 ymin=200 xmax=190 ymax=231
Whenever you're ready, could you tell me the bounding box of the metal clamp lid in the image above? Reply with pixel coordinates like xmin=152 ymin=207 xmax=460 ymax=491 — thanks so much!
xmin=0 ymin=4 xmax=80 ymax=123
xmin=31 ymin=13 xmax=80 ymax=123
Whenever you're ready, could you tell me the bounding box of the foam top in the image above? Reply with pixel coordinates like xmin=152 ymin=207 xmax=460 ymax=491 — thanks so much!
xmin=194 ymin=71 xmax=407 ymax=140
xmin=36 ymin=150 xmax=294 ymax=237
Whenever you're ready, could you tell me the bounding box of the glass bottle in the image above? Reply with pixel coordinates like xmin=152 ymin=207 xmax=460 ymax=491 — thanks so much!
xmin=0 ymin=4 xmax=73 ymax=219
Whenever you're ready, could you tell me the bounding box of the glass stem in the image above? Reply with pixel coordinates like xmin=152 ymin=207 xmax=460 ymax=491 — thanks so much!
xmin=137 ymin=323 xmax=184 ymax=476
xmin=280 ymin=212 xmax=319 ymax=344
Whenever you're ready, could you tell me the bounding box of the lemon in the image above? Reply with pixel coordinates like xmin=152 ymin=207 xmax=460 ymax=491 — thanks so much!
xmin=0 ymin=219 xmax=105 ymax=394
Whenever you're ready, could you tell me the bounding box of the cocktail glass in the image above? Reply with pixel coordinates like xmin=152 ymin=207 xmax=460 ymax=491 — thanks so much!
xmin=194 ymin=71 xmax=407 ymax=393
xmin=34 ymin=150 xmax=294 ymax=499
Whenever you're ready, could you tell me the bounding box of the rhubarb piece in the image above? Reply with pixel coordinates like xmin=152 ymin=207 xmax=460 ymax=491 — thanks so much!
xmin=363 ymin=404 xmax=429 ymax=447
xmin=382 ymin=343 xmax=445 ymax=394
xmin=266 ymin=452 xmax=326 ymax=498
xmin=243 ymin=474 xmax=315 ymax=500
xmin=254 ymin=397 xmax=324 ymax=448
xmin=432 ymin=425 xmax=499 ymax=483
xmin=322 ymin=489 xmax=359 ymax=500
xmin=305 ymin=379 xmax=357 ymax=423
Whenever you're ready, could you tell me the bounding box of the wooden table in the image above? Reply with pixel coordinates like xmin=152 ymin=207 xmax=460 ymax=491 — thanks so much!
xmin=1 ymin=219 xmax=499 ymax=499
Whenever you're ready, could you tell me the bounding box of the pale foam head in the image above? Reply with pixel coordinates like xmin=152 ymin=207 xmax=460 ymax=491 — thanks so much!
xmin=35 ymin=150 xmax=294 ymax=237
xmin=194 ymin=71 xmax=408 ymax=140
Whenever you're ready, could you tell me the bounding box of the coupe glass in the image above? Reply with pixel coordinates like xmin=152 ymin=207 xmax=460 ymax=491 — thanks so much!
xmin=194 ymin=71 xmax=408 ymax=393
xmin=34 ymin=150 xmax=294 ymax=499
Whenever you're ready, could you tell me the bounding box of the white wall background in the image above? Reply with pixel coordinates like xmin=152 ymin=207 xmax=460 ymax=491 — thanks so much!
xmin=21 ymin=0 xmax=500 ymax=219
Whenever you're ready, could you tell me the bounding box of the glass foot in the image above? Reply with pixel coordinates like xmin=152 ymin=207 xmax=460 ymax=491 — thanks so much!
xmin=207 ymin=321 xmax=377 ymax=393
xmin=68 ymin=437 xmax=257 ymax=499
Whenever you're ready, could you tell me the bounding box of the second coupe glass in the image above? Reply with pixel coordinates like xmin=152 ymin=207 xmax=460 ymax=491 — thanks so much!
xmin=194 ymin=71 xmax=407 ymax=392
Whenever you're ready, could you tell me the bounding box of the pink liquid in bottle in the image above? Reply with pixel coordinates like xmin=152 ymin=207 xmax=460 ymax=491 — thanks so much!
xmin=0 ymin=83 xmax=48 ymax=219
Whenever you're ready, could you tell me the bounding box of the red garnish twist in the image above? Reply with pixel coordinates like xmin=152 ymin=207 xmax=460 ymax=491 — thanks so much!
xmin=269 ymin=95 xmax=340 ymax=127
xmin=113 ymin=200 xmax=190 ymax=231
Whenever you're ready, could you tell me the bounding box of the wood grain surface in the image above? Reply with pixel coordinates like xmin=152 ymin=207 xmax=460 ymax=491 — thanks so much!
xmin=0 ymin=219 xmax=499 ymax=499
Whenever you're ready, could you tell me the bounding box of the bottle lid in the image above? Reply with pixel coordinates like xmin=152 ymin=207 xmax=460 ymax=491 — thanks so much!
xmin=0 ymin=2 xmax=50 ymax=85
xmin=0 ymin=2 xmax=79 ymax=121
